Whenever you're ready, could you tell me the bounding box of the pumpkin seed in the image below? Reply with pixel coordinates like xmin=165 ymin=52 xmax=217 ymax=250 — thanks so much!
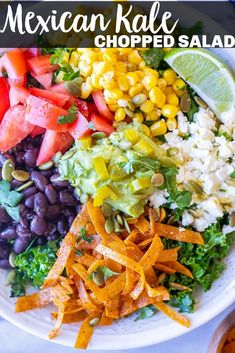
xmin=12 ymin=170 xmax=30 ymax=182
xmin=167 ymin=215 xmax=175 ymax=225
xmin=116 ymin=214 xmax=123 ymax=226
xmin=89 ymin=317 xmax=100 ymax=327
xmin=101 ymin=203 xmax=112 ymax=218
xmin=9 ymin=251 xmax=16 ymax=268
xmin=151 ymin=173 xmax=164 ymax=187
xmin=188 ymin=209 xmax=199 ymax=218
xmin=2 ymin=159 xmax=15 ymax=181
xmin=169 ymin=282 xmax=192 ymax=291
xmin=114 ymin=218 xmax=122 ymax=233
xmin=53 ymin=151 xmax=63 ymax=165
xmin=157 ymin=273 xmax=166 ymax=285
xmin=159 ymin=208 xmax=166 ymax=223
xmin=180 ymin=92 xmax=191 ymax=113
xmin=167 ymin=147 xmax=179 ymax=156
xmin=153 ymin=208 xmax=161 ymax=222
xmin=16 ymin=180 xmax=34 ymax=192
xmin=187 ymin=180 xmax=203 ymax=195
xmin=229 ymin=212 xmax=235 ymax=227
xmin=92 ymin=271 xmax=104 ymax=286
xmin=105 ymin=217 xmax=114 ymax=234
xmin=61 ymin=149 xmax=75 ymax=160
xmin=123 ymin=217 xmax=131 ymax=233
xmin=4 ymin=270 xmax=16 ymax=286
xmin=38 ymin=160 xmax=54 ymax=171
xmin=91 ymin=132 xmax=106 ymax=140
xmin=194 ymin=96 xmax=208 ymax=108
xmin=64 ymin=78 xmax=83 ymax=97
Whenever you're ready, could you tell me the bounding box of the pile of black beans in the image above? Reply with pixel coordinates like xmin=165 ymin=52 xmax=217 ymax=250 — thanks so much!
xmin=0 ymin=135 xmax=80 ymax=269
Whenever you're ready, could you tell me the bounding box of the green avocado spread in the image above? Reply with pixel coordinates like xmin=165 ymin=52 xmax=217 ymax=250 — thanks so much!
xmin=58 ymin=123 xmax=176 ymax=218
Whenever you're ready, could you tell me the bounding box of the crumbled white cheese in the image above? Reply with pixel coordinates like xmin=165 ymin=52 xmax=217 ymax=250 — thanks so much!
xmin=181 ymin=211 xmax=194 ymax=226
xmin=149 ymin=190 xmax=169 ymax=209
xmin=222 ymin=225 xmax=235 ymax=235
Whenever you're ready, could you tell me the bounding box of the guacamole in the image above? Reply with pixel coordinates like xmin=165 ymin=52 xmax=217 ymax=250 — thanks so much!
xmin=58 ymin=123 xmax=172 ymax=218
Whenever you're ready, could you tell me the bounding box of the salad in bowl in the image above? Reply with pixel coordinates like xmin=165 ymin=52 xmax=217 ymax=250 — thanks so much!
xmin=0 ymin=47 xmax=234 ymax=349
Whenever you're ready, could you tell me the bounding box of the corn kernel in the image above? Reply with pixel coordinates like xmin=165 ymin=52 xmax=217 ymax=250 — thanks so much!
xmin=126 ymin=62 xmax=137 ymax=72
xmin=143 ymin=67 xmax=159 ymax=78
xmin=108 ymin=88 xmax=123 ymax=100
xmin=145 ymin=109 xmax=161 ymax=121
xmin=133 ymin=112 xmax=144 ymax=123
xmin=79 ymin=61 xmax=92 ymax=77
xmin=150 ymin=120 xmax=167 ymax=136
xmin=81 ymin=81 xmax=92 ymax=99
xmin=135 ymin=70 xmax=144 ymax=81
xmin=90 ymin=74 xmax=102 ymax=89
xmin=129 ymin=83 xmax=143 ymax=97
xmin=138 ymin=60 xmax=146 ymax=70
xmin=118 ymin=76 xmax=130 ymax=91
xmin=126 ymin=72 xmax=139 ymax=86
xmin=117 ymin=98 xmax=129 ymax=108
xmin=133 ymin=139 xmax=153 ymax=155
xmin=80 ymin=50 xmax=97 ymax=64
xmin=115 ymin=61 xmax=127 ymax=73
xmin=118 ymin=48 xmax=133 ymax=55
xmin=103 ymin=52 xmax=117 ymax=64
xmin=166 ymin=117 xmax=177 ymax=131
xmin=124 ymin=128 xmax=139 ymax=144
xmin=142 ymin=124 xmax=151 ymax=137
xmin=69 ymin=51 xmax=79 ymax=67
xmin=140 ymin=100 xmax=154 ymax=113
xmin=104 ymin=97 xmax=117 ymax=105
xmin=142 ymin=75 xmax=158 ymax=91
xmin=128 ymin=50 xmax=142 ymax=65
xmin=173 ymin=78 xmax=186 ymax=92
xmin=166 ymin=93 xmax=179 ymax=106
xmin=161 ymin=104 xmax=178 ymax=119
xmin=163 ymin=69 xmax=177 ymax=85
xmin=132 ymin=93 xmax=147 ymax=106
xmin=109 ymin=104 xmax=119 ymax=112
xmin=149 ymin=87 xmax=166 ymax=108
xmin=115 ymin=107 xmax=126 ymax=121
xmin=101 ymin=79 xmax=117 ymax=90
xmin=157 ymin=78 xmax=167 ymax=91
xmin=164 ymin=87 xmax=174 ymax=95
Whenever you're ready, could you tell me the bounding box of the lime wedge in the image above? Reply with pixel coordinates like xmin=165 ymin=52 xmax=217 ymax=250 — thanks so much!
xmin=165 ymin=49 xmax=235 ymax=120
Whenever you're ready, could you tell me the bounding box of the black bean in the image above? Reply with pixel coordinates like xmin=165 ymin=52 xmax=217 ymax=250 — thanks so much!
xmin=45 ymin=184 xmax=57 ymax=205
xmin=68 ymin=216 xmax=75 ymax=227
xmin=23 ymin=148 xmax=39 ymax=168
xmin=34 ymin=192 xmax=48 ymax=217
xmin=30 ymin=216 xmax=47 ymax=236
xmin=47 ymin=234 xmax=57 ymax=241
xmin=13 ymin=238 xmax=29 ymax=254
xmin=0 ymin=154 xmax=6 ymax=167
xmin=19 ymin=204 xmax=27 ymax=217
xmin=20 ymin=216 xmax=28 ymax=229
xmin=50 ymin=174 xmax=69 ymax=188
xmin=26 ymin=210 xmax=34 ymax=220
xmin=11 ymin=179 xmax=23 ymax=188
xmin=62 ymin=207 xmax=75 ymax=217
xmin=16 ymin=224 xmax=31 ymax=238
xmin=23 ymin=186 xmax=37 ymax=198
xmin=37 ymin=237 xmax=45 ymax=246
xmin=0 ymin=244 xmax=10 ymax=259
xmin=25 ymin=195 xmax=35 ymax=209
xmin=59 ymin=191 xmax=77 ymax=206
xmin=45 ymin=223 xmax=57 ymax=236
xmin=40 ymin=170 xmax=53 ymax=177
xmin=57 ymin=219 xmax=69 ymax=236
xmin=0 ymin=259 xmax=11 ymax=269
xmin=16 ymin=152 xmax=24 ymax=165
xmin=46 ymin=205 xmax=60 ymax=220
xmin=76 ymin=204 xmax=81 ymax=214
xmin=0 ymin=207 xmax=10 ymax=223
xmin=0 ymin=227 xmax=17 ymax=240
xmin=31 ymin=171 xmax=48 ymax=192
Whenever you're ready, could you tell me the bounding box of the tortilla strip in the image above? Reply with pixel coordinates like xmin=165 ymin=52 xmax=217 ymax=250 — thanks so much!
xmin=51 ymin=310 xmax=87 ymax=323
xmin=105 ymin=296 xmax=119 ymax=319
xmin=48 ymin=304 xmax=65 ymax=339
xmin=98 ymin=313 xmax=113 ymax=326
xmin=134 ymin=215 xmax=150 ymax=234
xmin=154 ymin=302 xmax=190 ymax=328
xmin=163 ymin=261 xmax=193 ymax=279
xmin=74 ymin=316 xmax=95 ymax=349
xmin=139 ymin=234 xmax=163 ymax=271
xmin=75 ymin=279 xmax=101 ymax=313
xmin=154 ymin=263 xmax=176 ymax=274
xmin=15 ymin=288 xmax=52 ymax=312
xmin=157 ymin=248 xmax=180 ymax=263
xmin=155 ymin=223 xmax=204 ymax=244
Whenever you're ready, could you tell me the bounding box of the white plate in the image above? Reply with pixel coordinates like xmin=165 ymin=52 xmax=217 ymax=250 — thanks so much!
xmin=0 ymin=3 xmax=235 ymax=347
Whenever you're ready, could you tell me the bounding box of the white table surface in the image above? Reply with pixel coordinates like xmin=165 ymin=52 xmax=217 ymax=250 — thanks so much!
xmin=0 ymin=304 xmax=234 ymax=353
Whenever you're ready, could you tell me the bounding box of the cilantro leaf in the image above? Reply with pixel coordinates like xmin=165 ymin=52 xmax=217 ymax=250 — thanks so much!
xmin=119 ymin=157 xmax=160 ymax=174
xmin=58 ymin=105 xmax=78 ymax=125
xmin=78 ymin=226 xmax=93 ymax=243
xmin=0 ymin=180 xmax=23 ymax=221
xmin=231 ymin=170 xmax=235 ymax=179
xmin=10 ymin=271 xmax=26 ymax=298
xmin=60 ymin=63 xmax=80 ymax=81
xmin=140 ymin=49 xmax=165 ymax=70
xmin=98 ymin=266 xmax=120 ymax=281
xmin=170 ymin=291 xmax=195 ymax=313
xmin=187 ymin=96 xmax=199 ymax=122
xmin=135 ymin=305 xmax=157 ymax=321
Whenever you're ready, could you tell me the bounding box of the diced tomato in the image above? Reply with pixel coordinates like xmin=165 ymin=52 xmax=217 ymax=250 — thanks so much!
xmin=0 ymin=105 xmax=34 ymax=152
xmin=9 ymin=84 xmax=29 ymax=106
xmin=76 ymin=99 xmax=89 ymax=119
xmin=1 ymin=49 xmax=27 ymax=80
xmin=27 ymin=55 xmax=58 ymax=75
xmin=0 ymin=78 xmax=10 ymax=123
xmin=29 ymin=87 xmax=70 ymax=107
xmin=31 ymin=71 xmax=52 ymax=89
xmin=91 ymin=113 xmax=115 ymax=136
xmin=36 ymin=130 xmax=74 ymax=166
xmin=30 ymin=126 xmax=46 ymax=138
xmin=92 ymin=90 xmax=114 ymax=121
xmin=48 ymin=83 xmax=68 ymax=95
xmin=24 ymin=48 xmax=40 ymax=59
xmin=68 ymin=112 xmax=92 ymax=139
xmin=26 ymin=95 xmax=68 ymax=132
